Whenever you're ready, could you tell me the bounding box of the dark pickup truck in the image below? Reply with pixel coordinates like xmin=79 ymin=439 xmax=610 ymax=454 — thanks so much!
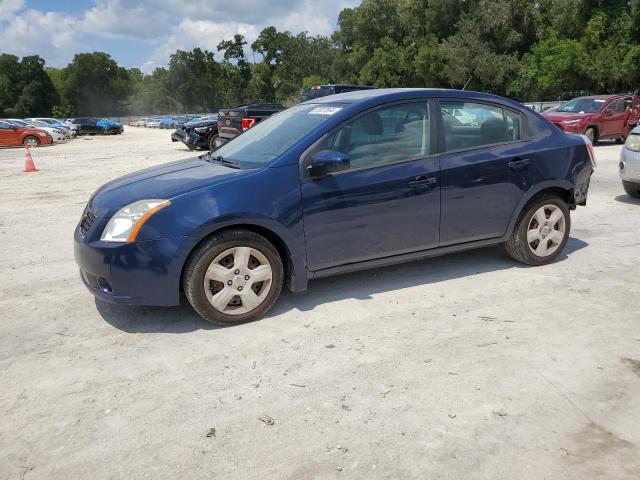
xmin=300 ymin=84 xmax=375 ymax=102
xmin=215 ymin=104 xmax=284 ymax=148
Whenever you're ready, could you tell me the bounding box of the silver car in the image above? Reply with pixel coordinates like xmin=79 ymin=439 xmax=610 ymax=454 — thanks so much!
xmin=620 ymin=126 xmax=640 ymax=198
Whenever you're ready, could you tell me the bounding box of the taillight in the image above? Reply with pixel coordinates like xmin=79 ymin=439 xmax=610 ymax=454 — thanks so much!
xmin=241 ymin=118 xmax=256 ymax=131
xmin=580 ymin=134 xmax=597 ymax=168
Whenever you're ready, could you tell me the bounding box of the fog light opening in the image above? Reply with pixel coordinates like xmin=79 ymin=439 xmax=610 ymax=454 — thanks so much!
xmin=97 ymin=278 xmax=112 ymax=293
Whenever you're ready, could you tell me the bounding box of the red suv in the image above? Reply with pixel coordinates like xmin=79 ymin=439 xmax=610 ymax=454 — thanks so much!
xmin=0 ymin=120 xmax=53 ymax=147
xmin=543 ymin=94 xmax=640 ymax=144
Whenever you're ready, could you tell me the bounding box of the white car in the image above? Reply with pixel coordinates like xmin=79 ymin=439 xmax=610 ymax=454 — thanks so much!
xmin=146 ymin=119 xmax=161 ymax=128
xmin=620 ymin=126 xmax=640 ymax=197
xmin=26 ymin=117 xmax=78 ymax=136
xmin=131 ymin=117 xmax=150 ymax=127
xmin=5 ymin=119 xmax=66 ymax=142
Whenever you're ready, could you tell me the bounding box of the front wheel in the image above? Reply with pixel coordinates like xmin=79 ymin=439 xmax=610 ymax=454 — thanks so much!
xmin=208 ymin=134 xmax=219 ymax=151
xmin=585 ymin=127 xmax=597 ymax=145
xmin=504 ymin=194 xmax=571 ymax=266
xmin=23 ymin=136 xmax=40 ymax=147
xmin=182 ymin=230 xmax=284 ymax=325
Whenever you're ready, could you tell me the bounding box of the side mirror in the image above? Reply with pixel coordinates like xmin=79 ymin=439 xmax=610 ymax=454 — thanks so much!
xmin=308 ymin=150 xmax=350 ymax=177
xmin=10 ymin=125 xmax=17 ymax=130
xmin=603 ymin=109 xmax=613 ymax=117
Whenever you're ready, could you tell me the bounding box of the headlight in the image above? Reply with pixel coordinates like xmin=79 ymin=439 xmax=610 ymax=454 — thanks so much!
xmin=562 ymin=119 xmax=580 ymax=125
xmin=194 ymin=126 xmax=210 ymax=133
xmin=101 ymin=199 xmax=170 ymax=242
xmin=624 ymin=134 xmax=640 ymax=152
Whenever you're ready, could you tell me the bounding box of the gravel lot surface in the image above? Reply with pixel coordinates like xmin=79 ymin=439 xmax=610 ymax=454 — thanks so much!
xmin=1 ymin=127 xmax=639 ymax=479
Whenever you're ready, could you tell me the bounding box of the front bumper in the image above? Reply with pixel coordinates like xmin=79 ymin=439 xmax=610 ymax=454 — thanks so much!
xmin=620 ymin=147 xmax=640 ymax=184
xmin=174 ymin=131 xmax=204 ymax=150
xmin=74 ymin=229 xmax=188 ymax=306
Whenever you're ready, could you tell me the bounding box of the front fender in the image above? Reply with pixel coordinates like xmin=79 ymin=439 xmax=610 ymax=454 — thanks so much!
xmin=175 ymin=214 xmax=308 ymax=293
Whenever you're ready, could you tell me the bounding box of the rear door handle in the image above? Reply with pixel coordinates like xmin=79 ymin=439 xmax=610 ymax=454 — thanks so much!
xmin=408 ymin=175 xmax=437 ymax=189
xmin=509 ymin=158 xmax=532 ymax=171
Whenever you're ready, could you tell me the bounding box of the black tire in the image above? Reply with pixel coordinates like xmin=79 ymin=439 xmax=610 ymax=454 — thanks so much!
xmin=585 ymin=127 xmax=597 ymax=145
xmin=208 ymin=134 xmax=219 ymax=151
xmin=23 ymin=136 xmax=40 ymax=147
xmin=182 ymin=229 xmax=284 ymax=325
xmin=504 ymin=194 xmax=571 ymax=266
xmin=623 ymin=181 xmax=640 ymax=198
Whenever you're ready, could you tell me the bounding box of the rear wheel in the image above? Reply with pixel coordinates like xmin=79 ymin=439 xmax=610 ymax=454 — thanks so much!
xmin=23 ymin=136 xmax=40 ymax=148
xmin=623 ymin=181 xmax=640 ymax=198
xmin=504 ymin=194 xmax=571 ymax=266
xmin=182 ymin=230 xmax=284 ymax=325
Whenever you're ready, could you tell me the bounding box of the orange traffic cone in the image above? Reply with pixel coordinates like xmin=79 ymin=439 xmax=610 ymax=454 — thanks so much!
xmin=23 ymin=145 xmax=38 ymax=172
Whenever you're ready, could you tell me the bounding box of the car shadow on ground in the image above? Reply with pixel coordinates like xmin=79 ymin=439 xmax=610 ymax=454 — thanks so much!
xmin=614 ymin=194 xmax=640 ymax=205
xmin=97 ymin=237 xmax=588 ymax=333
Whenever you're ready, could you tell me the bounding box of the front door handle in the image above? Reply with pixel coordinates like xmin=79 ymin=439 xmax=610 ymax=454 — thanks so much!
xmin=509 ymin=158 xmax=532 ymax=171
xmin=408 ymin=175 xmax=437 ymax=189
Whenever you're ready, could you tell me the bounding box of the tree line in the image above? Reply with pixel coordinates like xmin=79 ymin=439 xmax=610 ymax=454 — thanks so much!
xmin=2 ymin=0 xmax=640 ymax=118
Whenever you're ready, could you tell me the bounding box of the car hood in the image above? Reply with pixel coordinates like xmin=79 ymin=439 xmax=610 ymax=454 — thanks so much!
xmin=543 ymin=111 xmax=593 ymax=122
xmin=184 ymin=119 xmax=218 ymax=128
xmin=90 ymin=157 xmax=246 ymax=213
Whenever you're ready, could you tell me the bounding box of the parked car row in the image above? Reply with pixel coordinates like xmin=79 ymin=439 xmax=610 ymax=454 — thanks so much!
xmin=130 ymin=115 xmax=199 ymax=129
xmin=0 ymin=116 xmax=124 ymax=147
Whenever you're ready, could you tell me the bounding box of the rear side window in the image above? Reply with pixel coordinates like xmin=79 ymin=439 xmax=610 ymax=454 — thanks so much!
xmin=440 ymin=101 xmax=521 ymax=151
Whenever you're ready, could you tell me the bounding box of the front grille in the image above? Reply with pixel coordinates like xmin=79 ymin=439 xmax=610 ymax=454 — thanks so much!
xmin=79 ymin=208 xmax=96 ymax=236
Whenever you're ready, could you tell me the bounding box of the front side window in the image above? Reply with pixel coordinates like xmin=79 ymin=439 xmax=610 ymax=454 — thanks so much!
xmin=310 ymin=102 xmax=430 ymax=172
xmin=441 ymin=101 xmax=521 ymax=151
xmin=607 ymin=99 xmax=625 ymax=113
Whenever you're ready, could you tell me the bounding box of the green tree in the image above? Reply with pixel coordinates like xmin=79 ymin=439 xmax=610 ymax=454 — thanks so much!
xmin=0 ymin=55 xmax=58 ymax=117
xmin=63 ymin=52 xmax=132 ymax=116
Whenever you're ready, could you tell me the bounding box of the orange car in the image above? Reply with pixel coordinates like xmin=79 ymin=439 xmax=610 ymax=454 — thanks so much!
xmin=0 ymin=120 xmax=53 ymax=147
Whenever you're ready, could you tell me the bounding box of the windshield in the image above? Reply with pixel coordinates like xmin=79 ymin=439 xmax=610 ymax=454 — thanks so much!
xmin=212 ymin=104 xmax=341 ymax=168
xmin=559 ymin=98 xmax=606 ymax=114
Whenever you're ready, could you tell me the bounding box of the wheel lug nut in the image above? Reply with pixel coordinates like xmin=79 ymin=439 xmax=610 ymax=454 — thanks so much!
xmin=227 ymin=280 xmax=233 ymax=286
xmin=245 ymin=275 xmax=250 ymax=280
xmin=237 ymin=286 xmax=243 ymax=291
xmin=234 ymin=269 xmax=240 ymax=274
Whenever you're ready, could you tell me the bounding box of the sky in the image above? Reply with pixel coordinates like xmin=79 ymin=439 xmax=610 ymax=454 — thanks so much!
xmin=0 ymin=0 xmax=359 ymax=72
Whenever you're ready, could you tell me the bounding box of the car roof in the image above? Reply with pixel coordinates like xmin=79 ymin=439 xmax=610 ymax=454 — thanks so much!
xmin=308 ymin=88 xmax=522 ymax=107
xmin=574 ymin=94 xmax=630 ymax=100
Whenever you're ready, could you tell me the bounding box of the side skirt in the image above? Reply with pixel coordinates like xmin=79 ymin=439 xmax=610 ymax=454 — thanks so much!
xmin=308 ymin=236 xmax=507 ymax=280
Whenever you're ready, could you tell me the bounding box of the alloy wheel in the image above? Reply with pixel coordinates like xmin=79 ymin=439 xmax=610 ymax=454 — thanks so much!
xmin=203 ymin=246 xmax=273 ymax=315
xmin=526 ymin=204 xmax=566 ymax=257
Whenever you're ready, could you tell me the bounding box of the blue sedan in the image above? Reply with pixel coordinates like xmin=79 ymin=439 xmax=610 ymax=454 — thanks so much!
xmin=74 ymin=88 xmax=595 ymax=325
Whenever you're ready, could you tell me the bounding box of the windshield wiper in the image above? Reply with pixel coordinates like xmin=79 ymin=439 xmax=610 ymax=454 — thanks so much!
xmin=201 ymin=153 xmax=243 ymax=169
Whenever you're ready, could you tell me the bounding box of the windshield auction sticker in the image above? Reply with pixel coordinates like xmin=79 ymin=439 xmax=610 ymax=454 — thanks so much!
xmin=309 ymin=106 xmax=342 ymax=115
